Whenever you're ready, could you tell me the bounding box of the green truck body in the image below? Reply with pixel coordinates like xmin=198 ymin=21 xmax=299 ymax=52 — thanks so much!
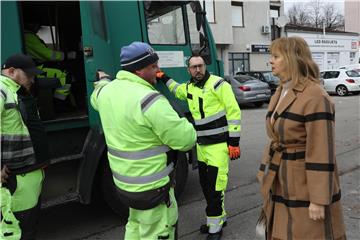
xmin=1 ymin=1 xmax=223 ymax=215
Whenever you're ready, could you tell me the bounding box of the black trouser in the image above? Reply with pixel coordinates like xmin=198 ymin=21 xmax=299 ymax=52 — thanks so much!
xmin=198 ymin=161 xmax=223 ymax=217
xmin=13 ymin=199 xmax=41 ymax=240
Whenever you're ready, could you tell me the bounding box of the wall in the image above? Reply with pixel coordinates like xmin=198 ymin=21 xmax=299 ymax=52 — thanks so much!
xmin=208 ymin=0 xmax=285 ymax=75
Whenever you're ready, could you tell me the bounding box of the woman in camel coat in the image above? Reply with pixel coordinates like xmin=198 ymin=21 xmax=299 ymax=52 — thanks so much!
xmin=257 ymin=36 xmax=346 ymax=240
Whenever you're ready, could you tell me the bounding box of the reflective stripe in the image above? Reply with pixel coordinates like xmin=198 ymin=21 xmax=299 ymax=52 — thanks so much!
xmin=2 ymin=147 xmax=35 ymax=159
xmin=194 ymin=110 xmax=226 ymax=125
xmin=0 ymin=89 xmax=7 ymax=100
xmin=166 ymin=79 xmax=176 ymax=88
xmin=108 ymin=145 xmax=170 ymax=160
xmin=166 ymin=79 xmax=180 ymax=94
xmin=227 ymin=120 xmax=241 ymax=125
xmin=121 ymin=53 xmax=153 ymax=66
xmin=197 ymin=126 xmax=228 ymax=136
xmin=229 ymin=131 xmax=241 ymax=137
xmin=112 ymin=162 xmax=174 ymax=184
xmin=1 ymin=135 xmax=32 ymax=141
xmin=56 ymin=84 xmax=71 ymax=91
xmin=53 ymin=92 xmax=67 ymax=100
xmin=4 ymin=103 xmax=17 ymax=110
xmin=214 ymin=79 xmax=225 ymax=90
xmin=141 ymin=92 xmax=162 ymax=113
xmin=207 ymin=217 xmax=222 ymax=233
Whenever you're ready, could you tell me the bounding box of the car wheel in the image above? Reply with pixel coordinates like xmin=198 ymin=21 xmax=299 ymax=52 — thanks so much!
xmin=254 ymin=102 xmax=264 ymax=107
xmin=336 ymin=85 xmax=348 ymax=96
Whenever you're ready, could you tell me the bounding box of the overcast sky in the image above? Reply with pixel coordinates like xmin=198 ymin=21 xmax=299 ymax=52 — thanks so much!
xmin=283 ymin=0 xmax=344 ymax=15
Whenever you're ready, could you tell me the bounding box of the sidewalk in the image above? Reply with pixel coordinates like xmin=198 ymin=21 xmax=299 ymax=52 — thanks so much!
xmin=84 ymin=149 xmax=360 ymax=240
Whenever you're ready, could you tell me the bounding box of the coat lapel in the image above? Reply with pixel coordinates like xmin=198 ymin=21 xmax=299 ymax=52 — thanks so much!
xmin=266 ymin=88 xmax=281 ymax=139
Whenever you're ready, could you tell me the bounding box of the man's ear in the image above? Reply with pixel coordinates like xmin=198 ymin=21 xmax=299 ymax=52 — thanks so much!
xmin=7 ymin=67 xmax=16 ymax=76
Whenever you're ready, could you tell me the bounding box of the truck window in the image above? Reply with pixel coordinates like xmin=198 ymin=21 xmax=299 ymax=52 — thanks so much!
xmin=145 ymin=5 xmax=185 ymax=45
xmin=89 ymin=1 xmax=108 ymax=41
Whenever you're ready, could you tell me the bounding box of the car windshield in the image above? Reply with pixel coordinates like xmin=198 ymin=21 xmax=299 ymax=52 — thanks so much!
xmin=346 ymin=70 xmax=360 ymax=77
xmin=233 ymin=75 xmax=257 ymax=83
xmin=263 ymin=72 xmax=279 ymax=82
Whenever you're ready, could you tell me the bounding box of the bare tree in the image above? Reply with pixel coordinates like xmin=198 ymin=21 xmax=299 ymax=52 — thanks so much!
xmin=287 ymin=3 xmax=310 ymax=26
xmin=322 ymin=3 xmax=345 ymax=30
xmin=307 ymin=0 xmax=323 ymax=28
xmin=286 ymin=0 xmax=345 ymax=30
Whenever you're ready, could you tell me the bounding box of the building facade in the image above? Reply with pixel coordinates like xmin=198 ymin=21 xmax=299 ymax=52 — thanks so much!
xmin=206 ymin=0 xmax=284 ymax=75
xmin=344 ymin=0 xmax=360 ymax=61
xmin=286 ymin=25 xmax=359 ymax=70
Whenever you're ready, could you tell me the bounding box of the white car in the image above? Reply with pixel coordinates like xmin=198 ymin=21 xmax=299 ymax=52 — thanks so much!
xmin=320 ymin=69 xmax=360 ymax=96
xmin=339 ymin=64 xmax=360 ymax=73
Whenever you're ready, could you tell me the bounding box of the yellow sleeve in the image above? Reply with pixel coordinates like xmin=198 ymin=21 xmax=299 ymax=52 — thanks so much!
xmin=165 ymin=79 xmax=188 ymax=101
xmin=214 ymin=79 xmax=241 ymax=145
xmin=90 ymin=79 xmax=111 ymax=111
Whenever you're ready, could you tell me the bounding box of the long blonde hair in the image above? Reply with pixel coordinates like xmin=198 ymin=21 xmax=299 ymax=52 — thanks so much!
xmin=270 ymin=37 xmax=320 ymax=86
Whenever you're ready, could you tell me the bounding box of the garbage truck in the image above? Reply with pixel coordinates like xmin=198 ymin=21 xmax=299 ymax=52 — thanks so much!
xmin=1 ymin=0 xmax=223 ymax=215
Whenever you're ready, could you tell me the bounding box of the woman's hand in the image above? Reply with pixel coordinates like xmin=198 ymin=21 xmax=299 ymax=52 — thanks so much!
xmin=309 ymin=203 xmax=325 ymax=221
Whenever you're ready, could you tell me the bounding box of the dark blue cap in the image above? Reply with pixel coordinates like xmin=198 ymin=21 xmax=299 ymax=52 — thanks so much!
xmin=120 ymin=42 xmax=159 ymax=72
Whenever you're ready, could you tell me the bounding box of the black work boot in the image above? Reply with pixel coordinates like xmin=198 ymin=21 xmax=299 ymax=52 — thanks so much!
xmin=200 ymin=221 xmax=227 ymax=234
xmin=206 ymin=230 xmax=222 ymax=240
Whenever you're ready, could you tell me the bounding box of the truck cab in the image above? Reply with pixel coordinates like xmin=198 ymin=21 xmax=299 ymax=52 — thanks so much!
xmin=1 ymin=1 xmax=222 ymax=215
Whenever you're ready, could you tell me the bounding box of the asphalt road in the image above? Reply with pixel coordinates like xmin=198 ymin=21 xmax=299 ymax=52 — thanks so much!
xmin=38 ymin=95 xmax=360 ymax=240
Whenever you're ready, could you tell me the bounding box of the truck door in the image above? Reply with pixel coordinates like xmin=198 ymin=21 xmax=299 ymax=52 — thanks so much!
xmin=79 ymin=1 xmax=115 ymax=127
xmin=1 ymin=1 xmax=23 ymax=62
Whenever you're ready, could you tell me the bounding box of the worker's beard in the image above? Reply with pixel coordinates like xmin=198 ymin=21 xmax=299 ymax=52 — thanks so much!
xmin=192 ymin=70 xmax=210 ymax=85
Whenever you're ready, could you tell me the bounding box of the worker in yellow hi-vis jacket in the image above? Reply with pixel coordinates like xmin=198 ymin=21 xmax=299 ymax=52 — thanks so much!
xmin=157 ymin=54 xmax=241 ymax=240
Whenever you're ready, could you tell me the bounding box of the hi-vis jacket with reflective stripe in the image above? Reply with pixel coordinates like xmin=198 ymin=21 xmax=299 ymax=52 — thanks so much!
xmin=165 ymin=74 xmax=241 ymax=145
xmin=91 ymin=70 xmax=196 ymax=193
xmin=24 ymin=31 xmax=64 ymax=62
xmin=0 ymin=75 xmax=35 ymax=170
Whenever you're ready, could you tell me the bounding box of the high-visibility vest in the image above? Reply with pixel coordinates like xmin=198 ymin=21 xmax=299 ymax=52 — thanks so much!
xmin=0 ymin=75 xmax=36 ymax=170
xmin=91 ymin=70 xmax=196 ymax=194
xmin=37 ymin=66 xmax=70 ymax=100
xmin=24 ymin=31 xmax=64 ymax=62
xmin=166 ymin=74 xmax=241 ymax=145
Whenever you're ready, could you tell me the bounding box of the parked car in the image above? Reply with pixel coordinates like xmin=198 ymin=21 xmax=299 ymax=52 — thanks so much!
xmin=339 ymin=64 xmax=360 ymax=73
xmin=236 ymin=71 xmax=279 ymax=94
xmin=224 ymin=75 xmax=271 ymax=107
xmin=320 ymin=69 xmax=360 ymax=96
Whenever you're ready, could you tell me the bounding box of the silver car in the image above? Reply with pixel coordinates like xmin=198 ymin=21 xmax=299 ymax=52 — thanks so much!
xmin=224 ymin=75 xmax=271 ymax=107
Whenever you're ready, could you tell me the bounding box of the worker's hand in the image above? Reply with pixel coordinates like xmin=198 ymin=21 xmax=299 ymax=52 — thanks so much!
xmin=156 ymin=70 xmax=170 ymax=83
xmin=1 ymin=165 xmax=10 ymax=183
xmin=309 ymin=203 xmax=325 ymax=221
xmin=94 ymin=70 xmax=111 ymax=87
xmin=228 ymin=145 xmax=241 ymax=160
xmin=67 ymin=51 xmax=77 ymax=60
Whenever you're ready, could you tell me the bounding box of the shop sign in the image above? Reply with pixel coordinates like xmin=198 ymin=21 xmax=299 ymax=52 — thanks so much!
xmin=251 ymin=44 xmax=270 ymax=53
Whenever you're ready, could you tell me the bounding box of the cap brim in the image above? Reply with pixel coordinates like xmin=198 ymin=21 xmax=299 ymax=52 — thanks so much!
xmin=23 ymin=67 xmax=44 ymax=75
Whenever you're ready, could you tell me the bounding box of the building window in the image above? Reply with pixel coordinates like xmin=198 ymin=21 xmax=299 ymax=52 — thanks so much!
xmin=231 ymin=2 xmax=244 ymax=27
xmin=201 ymin=0 xmax=215 ymax=23
xmin=270 ymin=6 xmax=280 ymax=40
xmin=229 ymin=52 xmax=249 ymax=75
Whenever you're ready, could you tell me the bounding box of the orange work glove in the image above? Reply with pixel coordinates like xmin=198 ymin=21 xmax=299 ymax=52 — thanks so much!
xmin=156 ymin=71 xmax=170 ymax=83
xmin=228 ymin=145 xmax=241 ymax=160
